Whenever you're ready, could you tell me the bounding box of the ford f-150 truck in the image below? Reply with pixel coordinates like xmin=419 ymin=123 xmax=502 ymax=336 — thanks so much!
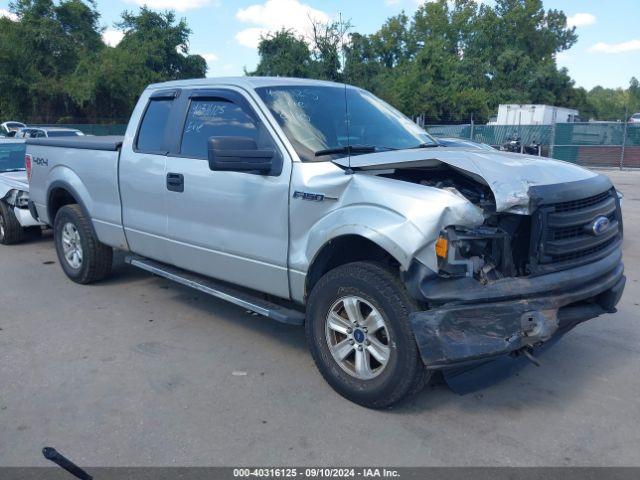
xmin=26 ymin=77 xmax=625 ymax=408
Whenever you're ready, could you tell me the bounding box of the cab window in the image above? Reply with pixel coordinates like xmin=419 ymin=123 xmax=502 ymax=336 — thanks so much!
xmin=180 ymin=99 xmax=260 ymax=159
xmin=136 ymin=98 xmax=173 ymax=153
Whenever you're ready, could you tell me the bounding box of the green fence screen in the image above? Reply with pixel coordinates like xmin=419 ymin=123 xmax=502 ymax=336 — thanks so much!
xmin=425 ymin=122 xmax=640 ymax=168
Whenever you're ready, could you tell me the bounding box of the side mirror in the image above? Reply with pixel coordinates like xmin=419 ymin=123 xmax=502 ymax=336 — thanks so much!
xmin=207 ymin=136 xmax=274 ymax=174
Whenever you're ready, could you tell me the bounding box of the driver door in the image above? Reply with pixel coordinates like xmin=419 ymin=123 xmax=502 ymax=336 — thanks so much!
xmin=163 ymin=88 xmax=291 ymax=299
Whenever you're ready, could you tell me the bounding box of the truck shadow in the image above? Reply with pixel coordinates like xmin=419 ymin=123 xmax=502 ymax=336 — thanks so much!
xmin=394 ymin=318 xmax=636 ymax=413
xmin=124 ymin=265 xmax=309 ymax=354
xmin=96 ymin=250 xmax=637 ymax=413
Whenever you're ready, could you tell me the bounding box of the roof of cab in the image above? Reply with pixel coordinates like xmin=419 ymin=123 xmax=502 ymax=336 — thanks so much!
xmin=146 ymin=76 xmax=351 ymax=91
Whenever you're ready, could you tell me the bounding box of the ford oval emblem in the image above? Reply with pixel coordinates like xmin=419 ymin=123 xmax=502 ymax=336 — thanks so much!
xmin=591 ymin=216 xmax=610 ymax=236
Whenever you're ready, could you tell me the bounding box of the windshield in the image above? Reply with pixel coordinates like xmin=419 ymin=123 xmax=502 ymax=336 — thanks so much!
xmin=0 ymin=141 xmax=26 ymax=172
xmin=256 ymin=85 xmax=436 ymax=162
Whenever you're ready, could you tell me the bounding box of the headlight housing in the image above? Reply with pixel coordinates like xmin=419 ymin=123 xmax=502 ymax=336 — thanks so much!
xmin=15 ymin=190 xmax=29 ymax=208
xmin=436 ymin=225 xmax=514 ymax=281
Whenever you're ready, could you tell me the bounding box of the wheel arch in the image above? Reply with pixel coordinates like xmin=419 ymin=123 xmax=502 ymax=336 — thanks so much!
xmin=47 ymin=181 xmax=97 ymax=237
xmin=304 ymin=234 xmax=401 ymax=300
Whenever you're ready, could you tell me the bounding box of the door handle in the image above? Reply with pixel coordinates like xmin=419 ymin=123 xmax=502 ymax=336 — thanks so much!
xmin=166 ymin=173 xmax=184 ymax=192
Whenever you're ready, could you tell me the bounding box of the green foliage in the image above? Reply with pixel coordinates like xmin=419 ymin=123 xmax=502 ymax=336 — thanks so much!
xmin=0 ymin=1 xmax=205 ymax=123
xmin=0 ymin=0 xmax=635 ymax=124
xmin=250 ymin=29 xmax=314 ymax=78
xmin=250 ymin=0 xmax=633 ymax=123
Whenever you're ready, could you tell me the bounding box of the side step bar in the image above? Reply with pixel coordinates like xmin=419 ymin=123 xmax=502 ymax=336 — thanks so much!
xmin=125 ymin=256 xmax=305 ymax=326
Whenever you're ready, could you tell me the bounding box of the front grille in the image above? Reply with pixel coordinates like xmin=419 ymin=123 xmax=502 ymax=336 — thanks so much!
xmin=553 ymin=191 xmax=611 ymax=213
xmin=550 ymin=236 xmax=618 ymax=264
xmin=530 ymin=188 xmax=622 ymax=273
xmin=552 ymin=212 xmax=616 ymax=240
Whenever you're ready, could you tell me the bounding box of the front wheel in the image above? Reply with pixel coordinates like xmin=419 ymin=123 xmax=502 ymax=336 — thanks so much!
xmin=306 ymin=262 xmax=430 ymax=408
xmin=54 ymin=204 xmax=113 ymax=284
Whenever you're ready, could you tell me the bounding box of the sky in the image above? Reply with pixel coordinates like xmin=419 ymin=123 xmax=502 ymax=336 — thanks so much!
xmin=0 ymin=0 xmax=638 ymax=90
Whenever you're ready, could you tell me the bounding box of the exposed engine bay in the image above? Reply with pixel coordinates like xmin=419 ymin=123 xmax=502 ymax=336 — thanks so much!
xmin=379 ymin=165 xmax=533 ymax=283
xmin=381 ymin=164 xmax=496 ymax=211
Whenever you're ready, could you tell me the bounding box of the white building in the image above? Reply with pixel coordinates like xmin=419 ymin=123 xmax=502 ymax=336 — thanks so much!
xmin=492 ymin=104 xmax=580 ymax=125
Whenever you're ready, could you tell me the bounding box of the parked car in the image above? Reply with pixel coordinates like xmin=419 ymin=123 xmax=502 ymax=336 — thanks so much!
xmin=436 ymin=137 xmax=496 ymax=151
xmin=500 ymin=135 xmax=542 ymax=155
xmin=27 ymin=77 xmax=625 ymax=408
xmin=1 ymin=121 xmax=26 ymax=137
xmin=15 ymin=127 xmax=84 ymax=139
xmin=628 ymin=113 xmax=640 ymax=124
xmin=0 ymin=139 xmax=45 ymax=244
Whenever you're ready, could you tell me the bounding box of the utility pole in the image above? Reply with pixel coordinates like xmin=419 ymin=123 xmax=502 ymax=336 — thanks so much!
xmin=470 ymin=113 xmax=475 ymax=140
xmin=620 ymin=106 xmax=628 ymax=170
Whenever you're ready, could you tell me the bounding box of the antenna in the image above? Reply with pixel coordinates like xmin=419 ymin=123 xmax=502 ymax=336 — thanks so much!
xmin=339 ymin=12 xmax=353 ymax=174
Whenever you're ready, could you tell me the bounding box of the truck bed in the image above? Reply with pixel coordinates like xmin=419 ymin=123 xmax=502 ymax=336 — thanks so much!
xmin=26 ymin=135 xmax=123 ymax=151
xmin=26 ymin=135 xmax=125 ymax=248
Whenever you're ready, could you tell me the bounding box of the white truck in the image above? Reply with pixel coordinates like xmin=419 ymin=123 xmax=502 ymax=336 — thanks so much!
xmin=493 ymin=104 xmax=580 ymax=125
xmin=26 ymin=77 xmax=625 ymax=407
xmin=0 ymin=139 xmax=45 ymax=244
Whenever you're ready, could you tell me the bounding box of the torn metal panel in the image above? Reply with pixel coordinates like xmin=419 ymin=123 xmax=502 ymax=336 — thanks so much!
xmin=333 ymin=147 xmax=599 ymax=214
xmin=0 ymin=170 xmax=29 ymax=200
xmin=287 ymin=161 xmax=487 ymax=301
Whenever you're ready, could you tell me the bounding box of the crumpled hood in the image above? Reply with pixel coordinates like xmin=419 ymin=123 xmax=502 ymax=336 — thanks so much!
xmin=0 ymin=170 xmax=29 ymax=193
xmin=334 ymin=147 xmax=599 ymax=213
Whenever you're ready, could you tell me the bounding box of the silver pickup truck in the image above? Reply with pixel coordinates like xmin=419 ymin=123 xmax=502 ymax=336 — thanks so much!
xmin=27 ymin=77 xmax=625 ymax=407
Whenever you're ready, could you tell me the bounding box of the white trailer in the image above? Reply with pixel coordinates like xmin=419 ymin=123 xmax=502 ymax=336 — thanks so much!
xmin=494 ymin=104 xmax=579 ymax=125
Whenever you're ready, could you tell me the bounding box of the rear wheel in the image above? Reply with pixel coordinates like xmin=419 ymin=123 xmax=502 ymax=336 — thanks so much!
xmin=306 ymin=261 xmax=430 ymax=408
xmin=0 ymin=200 xmax=24 ymax=245
xmin=54 ymin=204 xmax=113 ymax=284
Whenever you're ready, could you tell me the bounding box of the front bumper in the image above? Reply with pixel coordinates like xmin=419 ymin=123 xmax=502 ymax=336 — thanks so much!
xmin=15 ymin=205 xmax=44 ymax=228
xmin=410 ymin=248 xmax=625 ymax=368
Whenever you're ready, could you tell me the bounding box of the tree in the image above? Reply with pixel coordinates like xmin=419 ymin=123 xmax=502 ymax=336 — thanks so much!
xmin=0 ymin=0 xmax=103 ymax=121
xmin=249 ymin=29 xmax=314 ymax=77
xmin=248 ymin=17 xmax=352 ymax=81
xmin=71 ymin=7 xmax=206 ymax=121
xmin=0 ymin=2 xmax=205 ymax=123
xmin=341 ymin=0 xmax=579 ymax=121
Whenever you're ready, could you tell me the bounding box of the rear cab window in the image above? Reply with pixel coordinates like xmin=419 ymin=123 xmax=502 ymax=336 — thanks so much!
xmin=136 ymin=91 xmax=177 ymax=153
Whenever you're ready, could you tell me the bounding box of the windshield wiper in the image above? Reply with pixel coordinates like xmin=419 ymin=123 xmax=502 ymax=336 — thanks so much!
xmin=410 ymin=142 xmax=440 ymax=149
xmin=0 ymin=168 xmax=26 ymax=172
xmin=315 ymin=145 xmax=377 ymax=157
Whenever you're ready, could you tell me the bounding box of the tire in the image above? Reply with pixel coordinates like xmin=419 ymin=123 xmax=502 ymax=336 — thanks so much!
xmin=0 ymin=200 xmax=24 ymax=245
xmin=306 ymin=261 xmax=430 ymax=408
xmin=54 ymin=204 xmax=113 ymax=284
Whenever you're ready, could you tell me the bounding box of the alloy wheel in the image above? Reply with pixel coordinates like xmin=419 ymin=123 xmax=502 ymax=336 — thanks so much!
xmin=325 ymin=296 xmax=391 ymax=380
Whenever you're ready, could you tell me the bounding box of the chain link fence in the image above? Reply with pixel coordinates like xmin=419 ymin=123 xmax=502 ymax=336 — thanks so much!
xmin=27 ymin=121 xmax=640 ymax=169
xmin=425 ymin=122 xmax=640 ymax=169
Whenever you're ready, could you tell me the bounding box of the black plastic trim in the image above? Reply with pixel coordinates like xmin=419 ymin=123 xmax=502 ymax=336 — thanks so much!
xmin=150 ymin=89 xmax=180 ymax=100
xmin=28 ymin=200 xmax=39 ymax=222
xmin=26 ymin=136 xmax=123 ymax=151
xmin=528 ymin=174 xmax=613 ymax=208
xmin=411 ymin=265 xmax=625 ymax=368
xmin=415 ymin=246 xmax=622 ymax=306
